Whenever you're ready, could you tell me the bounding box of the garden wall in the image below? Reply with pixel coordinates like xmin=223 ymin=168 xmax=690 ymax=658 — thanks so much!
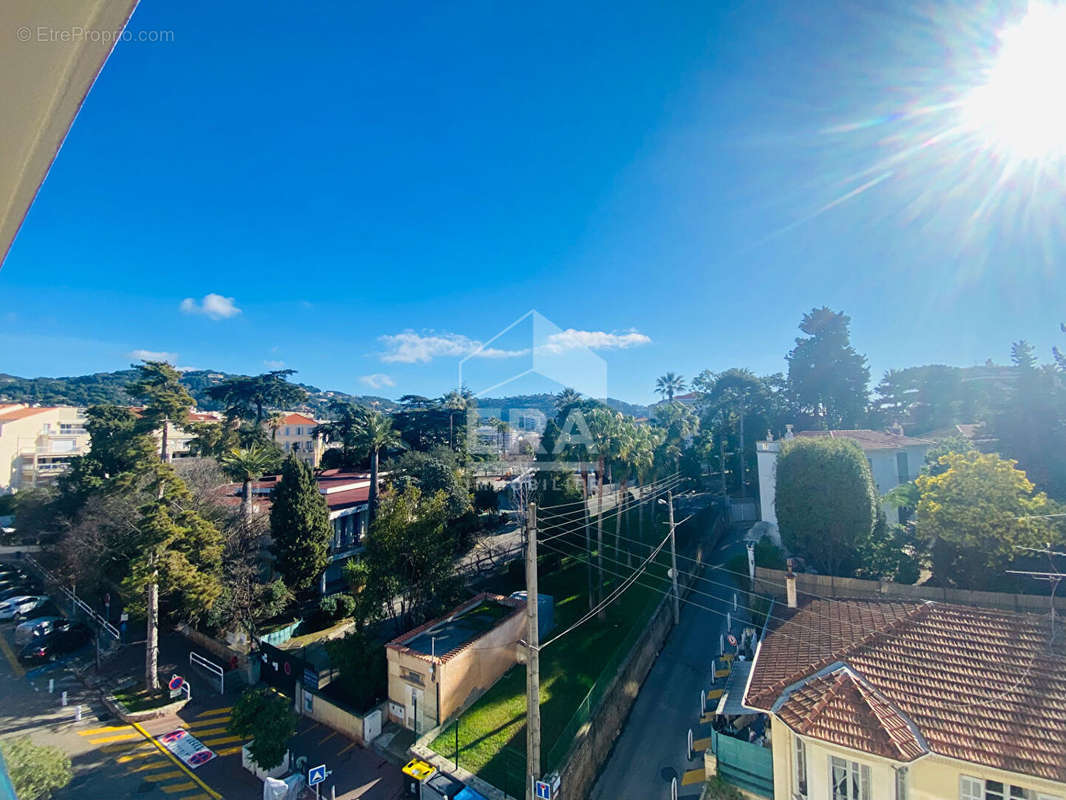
xmin=753 ymin=567 xmax=1066 ymax=613
xmin=296 ymin=684 xmax=384 ymax=746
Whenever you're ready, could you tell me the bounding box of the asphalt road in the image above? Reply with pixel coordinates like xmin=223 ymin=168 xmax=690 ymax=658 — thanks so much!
xmin=588 ymin=519 xmax=751 ymax=800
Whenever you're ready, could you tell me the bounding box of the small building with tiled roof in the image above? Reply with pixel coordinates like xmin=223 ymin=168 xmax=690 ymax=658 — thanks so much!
xmin=385 ymin=593 xmax=526 ymax=733
xmin=742 ymin=593 xmax=1066 ymax=799
xmin=756 ymin=426 xmax=934 ymax=527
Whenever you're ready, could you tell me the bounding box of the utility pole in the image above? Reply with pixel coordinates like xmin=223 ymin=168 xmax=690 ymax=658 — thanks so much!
xmin=738 ymin=405 xmax=746 ymax=499
xmin=525 ymin=502 xmax=541 ymax=800
xmin=668 ymin=489 xmax=680 ymax=625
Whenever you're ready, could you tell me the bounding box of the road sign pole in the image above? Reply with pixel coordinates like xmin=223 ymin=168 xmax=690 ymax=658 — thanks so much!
xmin=525 ymin=502 xmax=541 ymax=800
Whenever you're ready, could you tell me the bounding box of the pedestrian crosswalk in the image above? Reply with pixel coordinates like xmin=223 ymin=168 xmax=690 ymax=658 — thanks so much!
xmin=75 ymin=703 xmax=246 ymax=799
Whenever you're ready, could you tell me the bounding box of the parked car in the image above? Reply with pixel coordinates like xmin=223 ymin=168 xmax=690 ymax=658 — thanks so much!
xmin=0 ymin=585 xmax=35 ymax=602
xmin=0 ymin=596 xmax=48 ymax=621
xmin=0 ymin=575 xmax=40 ymax=594
xmin=18 ymin=622 xmax=92 ymax=664
xmin=14 ymin=616 xmax=65 ymax=646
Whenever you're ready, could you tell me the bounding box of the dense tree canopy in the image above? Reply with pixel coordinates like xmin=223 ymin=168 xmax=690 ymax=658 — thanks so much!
xmin=228 ymin=687 xmax=297 ymax=770
xmin=269 ymin=455 xmax=332 ymax=594
xmin=786 ymin=307 xmax=870 ymax=429
xmin=775 ymin=437 xmax=878 ymax=576
xmin=915 ymin=450 xmax=1058 ymax=589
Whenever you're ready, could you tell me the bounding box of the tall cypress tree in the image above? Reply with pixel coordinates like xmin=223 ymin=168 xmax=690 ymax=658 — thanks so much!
xmin=270 ymin=455 xmax=332 ymax=594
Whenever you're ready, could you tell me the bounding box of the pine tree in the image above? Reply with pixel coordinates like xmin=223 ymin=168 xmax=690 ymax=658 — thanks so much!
xmin=270 ymin=455 xmax=332 ymax=594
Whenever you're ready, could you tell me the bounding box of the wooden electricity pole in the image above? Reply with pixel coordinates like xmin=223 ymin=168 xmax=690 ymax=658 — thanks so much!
xmin=525 ymin=502 xmax=541 ymax=800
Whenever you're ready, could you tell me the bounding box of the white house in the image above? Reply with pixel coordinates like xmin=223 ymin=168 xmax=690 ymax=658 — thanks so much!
xmin=756 ymin=427 xmax=933 ymax=526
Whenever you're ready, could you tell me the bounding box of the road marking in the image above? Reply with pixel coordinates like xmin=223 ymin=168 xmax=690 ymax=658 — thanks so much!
xmin=693 ymin=737 xmax=711 ymax=752
xmin=161 ymin=781 xmax=197 ymax=793
xmin=338 ymin=740 xmax=358 ymax=755
xmin=79 ymin=725 xmax=133 ymax=736
xmin=130 ymin=721 xmax=222 ymax=800
xmin=214 ymin=745 xmax=243 ymax=757
xmin=125 ymin=761 xmax=175 ymax=775
xmin=143 ymin=770 xmax=185 ymax=782
xmin=199 ymin=735 xmax=243 ymax=747
xmin=185 ymin=726 xmax=228 ymax=738
xmin=185 ymin=718 xmax=231 ymax=731
xmin=102 ymin=740 xmax=154 ymax=754
xmin=700 ymin=712 xmax=716 ymax=725
xmin=90 ymin=732 xmax=141 ymax=745
xmin=714 ymin=668 xmax=730 ymax=679
xmin=681 ymin=768 xmax=705 ymax=786
xmin=705 ymin=689 xmax=724 ymax=700
xmin=180 ymin=795 xmax=212 ymax=800
xmin=318 ymin=730 xmax=337 ymax=744
xmin=118 ymin=748 xmax=164 ymax=764
xmin=0 ymin=634 xmax=25 ymax=678
xmin=194 ymin=706 xmax=232 ymax=718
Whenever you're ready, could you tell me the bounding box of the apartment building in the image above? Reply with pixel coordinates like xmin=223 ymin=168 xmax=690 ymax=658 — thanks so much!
xmin=272 ymin=412 xmax=324 ymax=467
xmin=0 ymin=405 xmax=90 ymax=492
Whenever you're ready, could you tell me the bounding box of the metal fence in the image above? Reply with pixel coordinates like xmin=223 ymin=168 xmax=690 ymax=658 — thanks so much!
xmin=712 ymin=731 xmax=774 ymax=798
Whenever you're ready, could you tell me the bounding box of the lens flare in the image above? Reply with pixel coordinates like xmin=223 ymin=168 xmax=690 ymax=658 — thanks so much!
xmin=961 ymin=3 xmax=1066 ymax=160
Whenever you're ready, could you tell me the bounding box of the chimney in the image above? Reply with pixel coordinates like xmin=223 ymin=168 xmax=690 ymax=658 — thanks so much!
xmin=785 ymin=558 xmax=797 ymax=609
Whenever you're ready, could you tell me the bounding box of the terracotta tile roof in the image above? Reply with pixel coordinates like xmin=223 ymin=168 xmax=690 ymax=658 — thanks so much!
xmin=776 ymin=668 xmax=926 ymax=761
xmin=323 ymin=486 xmax=369 ymax=510
xmin=745 ymin=598 xmax=1066 ymax=782
xmin=0 ymin=406 xmax=58 ymax=422
xmin=279 ymin=412 xmax=316 ymax=426
xmin=795 ymin=429 xmax=934 ymax=450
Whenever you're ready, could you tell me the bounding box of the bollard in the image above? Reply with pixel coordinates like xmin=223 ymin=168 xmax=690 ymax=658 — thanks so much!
xmin=48 ymin=678 xmax=54 ymax=694
xmin=61 ymin=690 xmax=67 ymax=707
xmin=331 ymin=786 xmax=336 ymax=800
xmin=671 ymin=776 xmax=678 ymax=800
xmin=719 ymin=633 xmax=724 ymax=654
xmin=687 ymin=728 xmax=693 ymax=761
xmin=700 ymin=689 xmax=705 ymax=715
xmin=727 ymin=611 xmax=732 ymax=631
xmin=733 ymin=592 xmax=737 ymax=612
xmin=75 ymin=705 xmax=82 ymax=722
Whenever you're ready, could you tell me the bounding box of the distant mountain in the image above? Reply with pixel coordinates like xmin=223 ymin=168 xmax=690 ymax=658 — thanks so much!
xmin=475 ymin=393 xmax=650 ymax=421
xmin=0 ymin=371 xmax=649 ymax=419
xmin=0 ymin=370 xmax=395 ymax=417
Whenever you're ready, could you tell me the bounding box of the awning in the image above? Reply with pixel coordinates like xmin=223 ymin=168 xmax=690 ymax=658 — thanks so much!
xmin=715 ymin=658 xmax=757 ymax=716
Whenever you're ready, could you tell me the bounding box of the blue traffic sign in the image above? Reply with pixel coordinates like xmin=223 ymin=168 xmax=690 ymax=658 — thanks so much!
xmin=308 ymin=764 xmax=327 ymax=786
xmin=534 ymin=779 xmax=551 ymax=799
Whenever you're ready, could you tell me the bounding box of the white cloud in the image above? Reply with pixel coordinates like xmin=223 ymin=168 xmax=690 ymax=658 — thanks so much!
xmin=360 ymin=373 xmax=396 ymax=389
xmin=180 ymin=293 xmax=242 ymax=320
xmin=128 ymin=349 xmax=179 ymax=363
xmin=378 ymin=327 xmax=650 ymax=363
xmin=264 ymin=359 xmax=286 ymax=369
xmin=378 ymin=331 xmax=481 ymax=363
xmin=540 ymin=329 xmax=651 ymax=353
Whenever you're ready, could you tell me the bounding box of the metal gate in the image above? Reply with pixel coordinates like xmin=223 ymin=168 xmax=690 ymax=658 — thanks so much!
xmin=257 ymin=641 xmax=308 ymax=696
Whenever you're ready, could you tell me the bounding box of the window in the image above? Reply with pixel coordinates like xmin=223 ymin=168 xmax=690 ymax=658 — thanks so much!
xmin=830 ymin=757 xmax=870 ymax=800
xmin=793 ymin=737 xmax=808 ymax=799
xmin=961 ymin=777 xmax=1061 ymax=800
xmin=296 ymin=426 xmax=303 ymax=435
xmin=896 ymin=451 xmax=910 ymax=482
xmin=285 ymin=427 xmax=290 ymax=436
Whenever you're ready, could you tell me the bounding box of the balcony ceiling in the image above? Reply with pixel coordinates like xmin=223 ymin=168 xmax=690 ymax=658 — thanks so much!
xmin=0 ymin=0 xmax=137 ymax=268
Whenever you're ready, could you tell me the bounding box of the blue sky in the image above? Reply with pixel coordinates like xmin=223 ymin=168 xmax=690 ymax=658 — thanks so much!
xmin=2 ymin=0 xmax=1063 ymax=404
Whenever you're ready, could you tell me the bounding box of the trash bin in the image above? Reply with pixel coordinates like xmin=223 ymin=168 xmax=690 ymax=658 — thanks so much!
xmin=423 ymin=772 xmax=465 ymax=800
xmin=402 ymin=758 xmax=436 ymax=797
xmin=456 ymin=786 xmax=489 ymax=800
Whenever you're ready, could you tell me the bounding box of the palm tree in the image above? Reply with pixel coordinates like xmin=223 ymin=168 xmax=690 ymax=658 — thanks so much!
xmin=611 ymin=420 xmax=638 ymax=561
xmin=655 ymin=372 xmax=686 ymax=402
xmin=266 ymin=411 xmax=286 ymax=442
xmin=221 ymin=444 xmax=280 ymax=521
xmin=630 ymin=426 xmax=659 ymax=543
xmin=357 ymin=409 xmax=402 ymax=523
xmin=554 ymin=388 xmax=583 ymax=418
xmin=585 ymin=407 xmax=623 ymax=610
xmin=442 ymin=388 xmax=474 ymax=451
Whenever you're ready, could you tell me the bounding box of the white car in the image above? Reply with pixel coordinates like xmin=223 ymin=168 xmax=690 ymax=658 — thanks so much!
xmin=0 ymin=596 xmax=46 ymax=622
xmin=14 ymin=616 xmax=64 ymax=646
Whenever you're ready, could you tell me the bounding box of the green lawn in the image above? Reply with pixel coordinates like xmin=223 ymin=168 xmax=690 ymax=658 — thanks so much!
xmin=430 ymin=507 xmax=700 ymax=794
xmin=113 ymin=686 xmax=176 ymax=712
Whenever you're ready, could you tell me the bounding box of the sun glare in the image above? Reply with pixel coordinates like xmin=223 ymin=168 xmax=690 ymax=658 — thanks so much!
xmin=961 ymin=3 xmax=1066 ymax=160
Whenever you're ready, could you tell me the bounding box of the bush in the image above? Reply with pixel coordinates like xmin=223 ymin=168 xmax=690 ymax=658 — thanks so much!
xmin=333 ymin=593 xmax=356 ymax=619
xmin=1 ymin=736 xmax=72 ymax=800
xmin=474 ymin=483 xmax=499 ymax=512
xmin=229 ymin=687 xmax=297 ymax=770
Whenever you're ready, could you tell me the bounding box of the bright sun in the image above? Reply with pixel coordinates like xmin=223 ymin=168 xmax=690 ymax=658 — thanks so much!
xmin=961 ymin=3 xmax=1066 ymax=160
